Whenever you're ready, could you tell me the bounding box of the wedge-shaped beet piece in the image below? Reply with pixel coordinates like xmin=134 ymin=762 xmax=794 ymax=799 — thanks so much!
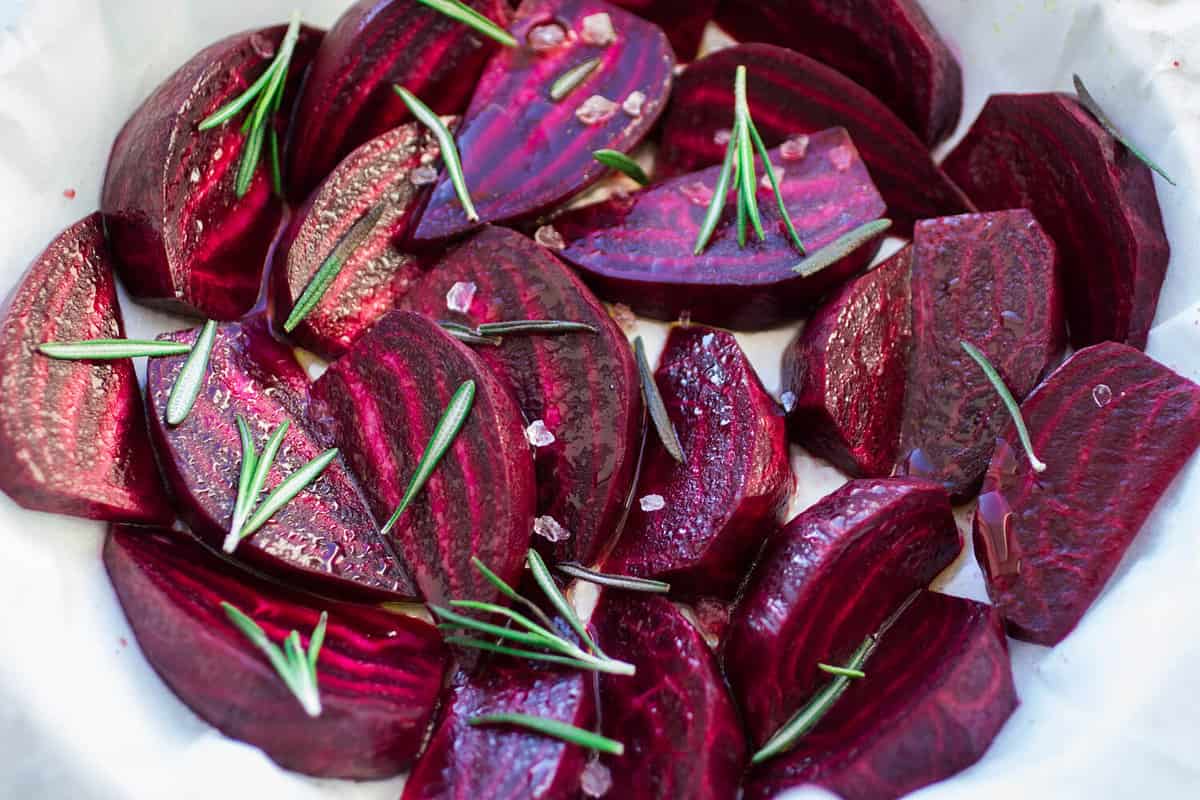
xmin=411 ymin=0 xmax=675 ymax=243
xmin=0 ymin=214 xmax=171 ymax=524
xmin=724 ymin=478 xmax=961 ymax=745
xmin=556 ymin=129 xmax=887 ymax=328
xmin=974 ymin=343 xmax=1200 ymax=645
xmin=105 ymin=525 xmax=446 ymax=779
xmin=611 ymin=0 xmax=715 ymax=60
xmin=943 ymin=93 xmax=1169 ymax=349
xmin=101 ymin=25 xmax=321 ymax=319
xmin=744 ymin=591 xmax=1017 ymax=800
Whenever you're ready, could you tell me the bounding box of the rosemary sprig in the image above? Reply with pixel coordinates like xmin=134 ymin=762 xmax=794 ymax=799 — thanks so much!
xmin=440 ymin=321 xmax=504 ymax=346
xmin=556 ymin=562 xmax=670 ymax=593
xmin=284 ymin=203 xmax=386 ymax=333
xmin=469 ymin=713 xmax=624 ymax=755
xmin=393 ymin=85 xmax=479 ymax=222
xmin=693 ymin=124 xmax=738 ymax=255
xmin=592 ymin=149 xmax=649 ymax=185
xmin=961 ymin=340 xmax=1047 ymax=473
xmin=36 ymin=339 xmax=192 ymax=360
xmin=221 ymin=601 xmax=327 ymax=717
xmin=527 ymin=549 xmax=606 ymax=658
xmin=165 ymin=320 xmax=217 ymax=426
xmin=818 ymin=663 xmax=866 ymax=679
xmin=239 ymin=447 xmax=340 ymax=541
xmin=224 ymin=418 xmax=294 ymax=550
xmin=476 ymin=320 xmax=598 ymax=336
xmin=633 ymin=336 xmax=685 ymax=463
xmin=415 ymin=0 xmax=517 ymax=47
xmin=792 ymin=219 xmax=892 ymax=277
xmin=550 ymin=57 xmax=602 ymax=101
xmin=1073 ymin=75 xmax=1175 ymax=186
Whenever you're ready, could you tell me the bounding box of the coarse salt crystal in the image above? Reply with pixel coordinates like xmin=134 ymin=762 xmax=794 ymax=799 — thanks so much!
xmin=828 ymin=145 xmax=854 ymax=172
xmin=410 ymin=165 xmax=438 ymax=185
xmin=580 ymin=12 xmax=616 ymax=46
xmin=780 ymin=391 xmax=797 ymax=412
xmin=525 ymin=420 xmax=556 ymax=447
xmin=639 ymin=494 xmax=665 ymax=512
xmin=527 ymin=22 xmax=567 ymax=51
xmin=576 ymin=95 xmax=619 ymax=126
xmin=533 ymin=515 xmax=571 ymax=542
xmin=713 ymin=128 xmax=733 ymax=146
xmin=780 ymin=135 xmax=810 ymax=161
xmin=445 ymin=281 xmax=477 ymax=313
xmin=680 ymin=181 xmax=714 ymax=207
xmin=580 ymin=759 xmax=613 ymax=797
xmin=622 ymin=90 xmax=646 ymax=117
xmin=535 ymin=225 xmax=566 ymax=250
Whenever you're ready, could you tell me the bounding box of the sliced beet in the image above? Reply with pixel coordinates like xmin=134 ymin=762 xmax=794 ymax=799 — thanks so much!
xmin=603 ymin=325 xmax=791 ymax=596
xmin=744 ymin=591 xmax=1017 ymax=800
xmin=398 ymin=227 xmax=641 ymax=565
xmin=723 ymin=477 xmax=962 ymax=745
xmin=895 ymin=211 xmax=1065 ymax=499
xmin=101 ymin=24 xmax=322 ymax=320
xmin=104 ymin=524 xmax=446 ymax=779
xmin=942 ymin=93 xmax=1169 ymax=349
xmin=610 ymin=0 xmax=715 ymax=60
xmin=0 ymin=214 xmax=171 ymax=524
xmin=974 ymin=342 xmax=1200 ymax=645
xmin=411 ymin=0 xmax=675 ymax=243
xmin=555 ymin=128 xmax=887 ymax=328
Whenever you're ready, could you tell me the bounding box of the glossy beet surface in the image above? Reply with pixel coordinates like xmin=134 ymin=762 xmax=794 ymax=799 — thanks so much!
xmin=105 ymin=525 xmax=446 ymax=779
xmin=611 ymin=0 xmax=716 ymax=60
xmin=943 ymin=93 xmax=1169 ymax=349
xmin=974 ymin=343 xmax=1200 ymax=645
xmin=0 ymin=214 xmax=170 ymax=524
xmin=724 ymin=478 xmax=962 ymax=745
xmin=556 ymin=129 xmax=887 ymax=328
xmin=745 ymin=591 xmax=1017 ymax=800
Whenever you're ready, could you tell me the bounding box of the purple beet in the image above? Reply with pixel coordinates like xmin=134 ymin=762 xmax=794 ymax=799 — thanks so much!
xmin=942 ymin=93 xmax=1169 ymax=349
xmin=723 ymin=477 xmax=962 ymax=746
xmin=411 ymin=0 xmax=675 ymax=243
xmin=744 ymin=591 xmax=1017 ymax=800
xmin=105 ymin=524 xmax=446 ymax=779
xmin=101 ymin=24 xmax=322 ymax=320
xmin=895 ymin=211 xmax=1066 ymax=499
xmin=604 ymin=326 xmax=792 ymax=597
xmin=782 ymin=245 xmax=912 ymax=477
xmin=611 ymin=0 xmax=716 ymax=60
xmin=974 ymin=343 xmax=1200 ymax=645
xmin=555 ymin=128 xmax=887 ymax=328
xmin=0 ymin=214 xmax=171 ymax=524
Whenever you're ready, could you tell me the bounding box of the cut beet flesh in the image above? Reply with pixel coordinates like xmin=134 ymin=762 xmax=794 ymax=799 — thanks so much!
xmin=411 ymin=0 xmax=675 ymax=244
xmin=145 ymin=317 xmax=413 ymax=601
xmin=744 ymin=591 xmax=1017 ymax=800
xmin=311 ymin=311 xmax=535 ymax=606
xmin=101 ymin=25 xmax=322 ymax=320
xmin=723 ymin=477 xmax=962 ymax=745
xmin=942 ymin=93 xmax=1169 ymax=350
xmin=555 ymin=128 xmax=887 ymax=328
xmin=398 ymin=227 xmax=642 ymax=566
xmin=104 ymin=525 xmax=446 ymax=779
xmin=974 ymin=342 xmax=1200 ymax=645
xmin=782 ymin=245 xmax=912 ymax=477
xmin=610 ymin=0 xmax=716 ymax=60
xmin=0 ymin=214 xmax=171 ymax=524
xmin=603 ymin=325 xmax=791 ymax=597
xmin=895 ymin=211 xmax=1065 ymax=499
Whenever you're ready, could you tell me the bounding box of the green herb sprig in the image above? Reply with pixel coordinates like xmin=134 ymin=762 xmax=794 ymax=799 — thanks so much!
xmin=793 ymin=219 xmax=893 ymax=277
xmin=469 ymin=713 xmax=624 ymax=755
xmin=166 ymin=320 xmax=218 ymax=426
xmin=284 ymin=203 xmax=386 ymax=333
xmin=36 ymin=339 xmax=193 ymax=360
xmin=592 ymin=149 xmax=649 ymax=185
xmin=633 ymin=336 xmax=685 ymax=464
xmin=550 ymin=57 xmax=602 ymax=101
xmin=556 ymin=562 xmax=670 ymax=593
xmin=961 ymin=340 xmax=1047 ymax=473
xmin=393 ymin=85 xmax=479 ymax=222
xmin=440 ymin=321 xmax=504 ymax=346
xmin=221 ymin=601 xmax=327 ymax=717
xmin=415 ymin=0 xmax=517 ymax=47
xmin=1073 ymin=75 xmax=1175 ymax=186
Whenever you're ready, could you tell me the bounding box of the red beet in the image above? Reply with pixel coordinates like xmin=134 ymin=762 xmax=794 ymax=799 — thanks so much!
xmin=611 ymin=0 xmax=716 ymax=60
xmin=942 ymin=93 xmax=1169 ymax=349
xmin=744 ymin=591 xmax=1017 ymax=800
xmin=723 ymin=478 xmax=962 ymax=745
xmin=895 ymin=211 xmax=1065 ymax=499
xmin=411 ymin=0 xmax=675 ymax=243
xmin=104 ymin=525 xmax=446 ymax=779
xmin=0 ymin=214 xmax=171 ymax=524
xmin=555 ymin=129 xmax=887 ymax=328
xmin=974 ymin=343 xmax=1200 ymax=645
xmin=101 ymin=24 xmax=322 ymax=320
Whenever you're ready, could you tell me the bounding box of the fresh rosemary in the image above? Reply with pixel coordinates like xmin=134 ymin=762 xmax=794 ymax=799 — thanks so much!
xmin=633 ymin=336 xmax=685 ymax=464
xmin=592 ymin=149 xmax=649 ymax=185
xmin=415 ymin=0 xmax=517 ymax=48
xmin=221 ymin=601 xmax=327 ymax=717
xmin=284 ymin=203 xmax=386 ymax=333
xmin=549 ymin=58 xmax=602 ymax=101
xmin=792 ymin=219 xmax=893 ymax=277
xmin=469 ymin=713 xmax=624 ymax=755
xmin=393 ymin=85 xmax=479 ymax=222
xmin=961 ymin=340 xmax=1047 ymax=473
xmin=165 ymin=320 xmax=217 ymax=426
xmin=36 ymin=339 xmax=192 ymax=360
xmin=556 ymin=562 xmax=670 ymax=594
xmin=1073 ymin=75 xmax=1175 ymax=186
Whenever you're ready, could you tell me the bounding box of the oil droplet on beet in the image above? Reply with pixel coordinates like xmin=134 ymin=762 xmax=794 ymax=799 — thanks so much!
xmin=576 ymin=95 xmax=619 ymax=126
xmin=527 ymin=22 xmax=567 ymax=52
xmin=533 ymin=515 xmax=571 ymax=542
xmin=639 ymin=493 xmax=665 ymax=511
xmin=580 ymin=758 xmax=613 ymax=797
xmin=1092 ymin=383 xmax=1113 ymax=407
xmin=525 ymin=419 xmax=556 ymax=447
xmin=580 ymin=12 xmax=617 ymax=46
xmin=189 ymin=167 xmax=201 ymax=184
xmin=445 ymin=281 xmax=477 ymax=313
xmin=622 ymin=91 xmax=646 ymax=117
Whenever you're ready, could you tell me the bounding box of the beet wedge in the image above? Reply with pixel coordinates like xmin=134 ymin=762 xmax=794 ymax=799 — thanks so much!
xmin=105 ymin=525 xmax=446 ymax=779
xmin=658 ymin=44 xmax=972 ymax=233
xmin=398 ymin=227 xmax=641 ymax=566
xmin=411 ymin=0 xmax=675 ymax=243
xmin=611 ymin=0 xmax=716 ymax=60
xmin=0 ymin=214 xmax=170 ymax=524
xmin=604 ymin=326 xmax=791 ymax=597
xmin=745 ymin=591 xmax=1017 ymax=800
xmin=895 ymin=211 xmax=1065 ymax=499
xmin=974 ymin=343 xmax=1200 ymax=645
xmin=102 ymin=24 xmax=322 ymax=320
xmin=555 ymin=128 xmax=887 ymax=328
xmin=943 ymin=93 xmax=1169 ymax=350
xmin=723 ymin=477 xmax=962 ymax=746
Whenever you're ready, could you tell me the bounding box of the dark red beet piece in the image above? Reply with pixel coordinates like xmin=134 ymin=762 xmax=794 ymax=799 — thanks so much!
xmin=943 ymin=93 xmax=1169 ymax=349
xmin=411 ymin=0 xmax=675 ymax=243
xmin=101 ymin=25 xmax=322 ymax=320
xmin=105 ymin=525 xmax=446 ymax=779
xmin=744 ymin=591 xmax=1017 ymax=800
xmin=555 ymin=129 xmax=887 ymax=328
xmin=0 ymin=214 xmax=171 ymax=524
xmin=974 ymin=343 xmax=1200 ymax=645
xmin=723 ymin=478 xmax=962 ymax=745
xmin=611 ymin=0 xmax=716 ymax=60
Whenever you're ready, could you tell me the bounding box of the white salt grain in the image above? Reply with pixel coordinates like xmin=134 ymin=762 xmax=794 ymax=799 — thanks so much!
xmin=533 ymin=515 xmax=571 ymax=542
xmin=445 ymin=281 xmax=477 ymax=313
xmin=576 ymin=95 xmax=619 ymax=126
xmin=580 ymin=12 xmax=616 ymax=46
xmin=639 ymin=494 xmax=666 ymax=512
xmin=525 ymin=420 xmax=556 ymax=447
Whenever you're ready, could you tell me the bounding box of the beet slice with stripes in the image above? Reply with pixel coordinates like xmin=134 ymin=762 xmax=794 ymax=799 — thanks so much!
xmin=398 ymin=227 xmax=642 ymax=566
xmin=744 ymin=591 xmax=1017 ymax=800
xmin=411 ymin=0 xmax=675 ymax=244
xmin=554 ymin=128 xmax=887 ymax=328
xmin=311 ymin=311 xmax=535 ymax=606
xmin=974 ymin=343 xmax=1200 ymax=645
xmin=723 ymin=477 xmax=962 ymax=746
xmin=0 ymin=214 xmax=171 ymax=524
xmin=943 ymin=93 xmax=1170 ymax=350
xmin=611 ymin=0 xmax=716 ymax=60
xmin=104 ymin=524 xmax=446 ymax=779
xmin=603 ymin=325 xmax=791 ymax=597
xmin=101 ymin=24 xmax=322 ymax=320
xmin=146 ymin=317 xmax=413 ymax=601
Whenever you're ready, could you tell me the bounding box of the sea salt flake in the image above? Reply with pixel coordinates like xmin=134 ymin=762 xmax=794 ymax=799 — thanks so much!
xmin=533 ymin=515 xmax=571 ymax=542
xmin=445 ymin=281 xmax=477 ymax=313
xmin=410 ymin=165 xmax=438 ymax=186
xmin=535 ymin=225 xmax=566 ymax=250
xmin=759 ymin=164 xmax=785 ymax=191
xmin=680 ymin=181 xmax=714 ymax=207
xmin=780 ymin=134 xmax=810 ymax=161
xmin=527 ymin=22 xmax=567 ymax=51
xmin=525 ymin=420 xmax=556 ymax=447
xmin=713 ymin=128 xmax=733 ymax=146
xmin=576 ymin=95 xmax=619 ymax=126
xmin=580 ymin=12 xmax=616 ymax=46
xmin=828 ymin=144 xmax=854 ymax=172
xmin=622 ymin=90 xmax=646 ymax=117
xmin=580 ymin=759 xmax=613 ymax=798
xmin=639 ymin=494 xmax=666 ymax=512
xmin=780 ymin=391 xmax=797 ymax=412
